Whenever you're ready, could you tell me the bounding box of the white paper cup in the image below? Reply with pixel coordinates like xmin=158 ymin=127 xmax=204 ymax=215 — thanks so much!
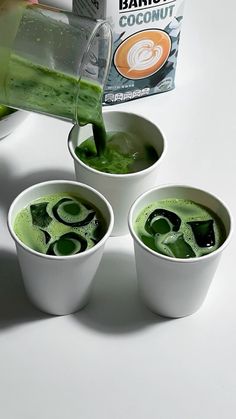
xmin=8 ymin=180 xmax=114 ymax=316
xmin=68 ymin=111 xmax=166 ymax=236
xmin=128 ymin=185 xmax=233 ymax=318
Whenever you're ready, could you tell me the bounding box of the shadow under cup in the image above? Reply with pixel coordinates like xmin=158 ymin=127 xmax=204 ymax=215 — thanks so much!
xmin=68 ymin=111 xmax=166 ymax=236
xmin=8 ymin=180 xmax=114 ymax=316
xmin=128 ymin=185 xmax=233 ymax=318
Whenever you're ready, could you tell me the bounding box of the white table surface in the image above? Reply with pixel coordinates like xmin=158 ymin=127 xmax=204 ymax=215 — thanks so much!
xmin=0 ymin=1 xmax=236 ymax=418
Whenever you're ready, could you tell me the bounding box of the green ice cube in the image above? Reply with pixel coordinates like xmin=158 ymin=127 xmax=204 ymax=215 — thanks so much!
xmin=163 ymin=232 xmax=196 ymax=259
xmin=187 ymin=219 xmax=215 ymax=248
xmin=150 ymin=217 xmax=171 ymax=234
xmin=145 ymin=208 xmax=181 ymax=235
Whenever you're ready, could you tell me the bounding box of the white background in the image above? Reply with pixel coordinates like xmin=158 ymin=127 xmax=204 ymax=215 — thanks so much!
xmin=0 ymin=1 xmax=236 ymax=418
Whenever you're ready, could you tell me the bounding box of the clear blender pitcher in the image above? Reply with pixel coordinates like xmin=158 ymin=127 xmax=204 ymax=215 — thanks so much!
xmin=0 ymin=2 xmax=112 ymax=126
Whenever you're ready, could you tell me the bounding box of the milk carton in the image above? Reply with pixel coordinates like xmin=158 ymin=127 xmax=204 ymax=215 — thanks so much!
xmin=73 ymin=0 xmax=185 ymax=105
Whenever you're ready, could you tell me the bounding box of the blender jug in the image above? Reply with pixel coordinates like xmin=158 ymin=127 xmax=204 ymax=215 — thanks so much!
xmin=0 ymin=2 xmax=112 ymax=125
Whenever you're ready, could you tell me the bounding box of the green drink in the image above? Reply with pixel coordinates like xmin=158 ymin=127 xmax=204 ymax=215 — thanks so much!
xmin=14 ymin=192 xmax=107 ymax=256
xmin=75 ymin=130 xmax=159 ymax=174
xmin=135 ymin=198 xmax=226 ymax=258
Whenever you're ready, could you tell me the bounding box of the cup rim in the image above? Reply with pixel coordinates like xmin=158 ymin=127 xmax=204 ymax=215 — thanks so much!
xmin=68 ymin=110 xmax=167 ymax=179
xmin=128 ymin=183 xmax=234 ymax=264
xmin=8 ymin=180 xmax=114 ymax=260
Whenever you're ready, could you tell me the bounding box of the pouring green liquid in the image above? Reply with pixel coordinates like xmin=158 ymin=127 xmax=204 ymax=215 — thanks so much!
xmin=2 ymin=54 xmax=158 ymax=171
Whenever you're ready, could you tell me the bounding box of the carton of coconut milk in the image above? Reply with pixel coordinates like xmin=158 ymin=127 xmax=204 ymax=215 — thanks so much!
xmin=73 ymin=0 xmax=185 ymax=105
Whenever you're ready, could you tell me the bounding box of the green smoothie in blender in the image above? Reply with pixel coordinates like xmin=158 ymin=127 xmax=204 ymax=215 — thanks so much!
xmin=0 ymin=3 xmax=111 ymax=154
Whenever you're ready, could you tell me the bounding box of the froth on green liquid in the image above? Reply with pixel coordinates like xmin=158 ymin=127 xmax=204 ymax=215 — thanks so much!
xmin=14 ymin=193 xmax=107 ymax=256
xmin=135 ymin=198 xmax=226 ymax=259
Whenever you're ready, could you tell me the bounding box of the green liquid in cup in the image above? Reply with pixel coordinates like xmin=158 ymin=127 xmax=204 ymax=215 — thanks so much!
xmin=14 ymin=192 xmax=107 ymax=256
xmin=135 ymin=198 xmax=226 ymax=258
xmin=75 ymin=131 xmax=159 ymax=174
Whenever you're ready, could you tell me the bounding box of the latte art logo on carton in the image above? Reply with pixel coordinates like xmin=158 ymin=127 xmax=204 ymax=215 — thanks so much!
xmin=127 ymin=41 xmax=163 ymax=72
xmin=114 ymin=30 xmax=171 ymax=79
